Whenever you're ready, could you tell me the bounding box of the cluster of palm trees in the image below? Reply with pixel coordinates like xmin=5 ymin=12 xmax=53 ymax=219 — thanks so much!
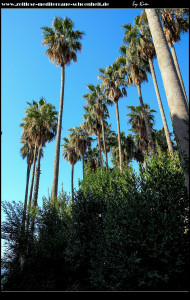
xmin=20 ymin=98 xmax=57 ymax=232
xmin=61 ymin=9 xmax=189 ymax=197
xmin=20 ymin=9 xmax=189 ymax=231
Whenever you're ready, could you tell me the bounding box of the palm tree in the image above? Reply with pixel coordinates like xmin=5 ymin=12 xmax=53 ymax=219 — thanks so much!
xmin=21 ymin=98 xmax=57 ymax=231
xmin=133 ymin=134 xmax=146 ymax=168
xmin=160 ymin=9 xmax=189 ymax=107
xmin=118 ymin=45 xmax=156 ymax=155
xmin=82 ymin=84 xmax=111 ymax=168
xmin=62 ymin=137 xmax=80 ymax=202
xmin=126 ymin=104 xmax=156 ymax=167
xmin=68 ymin=125 xmax=93 ymax=178
xmin=98 ymin=62 xmax=127 ymax=172
xmin=124 ymin=16 xmax=174 ymax=155
xmin=83 ymin=105 xmax=103 ymax=166
xmin=84 ymin=147 xmax=101 ymax=173
xmin=41 ymin=16 xmax=84 ymax=201
xmin=145 ymin=8 xmax=189 ymax=195
xmin=152 ymin=127 xmax=175 ymax=154
xmin=110 ymin=131 xmax=136 ymax=168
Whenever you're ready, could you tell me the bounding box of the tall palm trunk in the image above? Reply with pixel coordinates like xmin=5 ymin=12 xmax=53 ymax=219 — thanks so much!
xmin=170 ymin=44 xmax=189 ymax=108
xmin=71 ymin=164 xmax=74 ymax=202
xmin=52 ymin=64 xmax=65 ymax=201
xmin=148 ymin=58 xmax=174 ymax=155
xmin=100 ymin=116 xmax=108 ymax=168
xmin=97 ymin=134 xmax=103 ymax=167
xmin=31 ymin=145 xmax=42 ymax=233
xmin=82 ymin=154 xmax=85 ymax=179
xmin=146 ymin=8 xmax=189 ymax=195
xmin=142 ymin=142 xmax=147 ymax=170
xmin=22 ymin=158 xmax=31 ymax=231
xmin=114 ymin=100 xmax=123 ymax=172
xmin=137 ymin=83 xmax=156 ymax=154
xmin=26 ymin=145 xmax=37 ymax=232
xmin=32 ymin=145 xmax=42 ymax=207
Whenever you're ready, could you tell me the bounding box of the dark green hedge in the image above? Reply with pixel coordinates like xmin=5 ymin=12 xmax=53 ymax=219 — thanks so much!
xmin=2 ymin=151 xmax=189 ymax=291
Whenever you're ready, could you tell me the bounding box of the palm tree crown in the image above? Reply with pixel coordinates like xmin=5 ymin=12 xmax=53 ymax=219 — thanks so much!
xmin=160 ymin=9 xmax=189 ymax=47
xmin=62 ymin=137 xmax=80 ymax=166
xmin=21 ymin=98 xmax=57 ymax=148
xmin=126 ymin=104 xmax=156 ymax=141
xmin=41 ymin=16 xmax=84 ymax=67
xmin=98 ymin=62 xmax=127 ymax=103
xmin=126 ymin=103 xmax=156 ymax=166
xmin=82 ymin=83 xmax=111 ymax=118
xmin=68 ymin=125 xmax=93 ymax=177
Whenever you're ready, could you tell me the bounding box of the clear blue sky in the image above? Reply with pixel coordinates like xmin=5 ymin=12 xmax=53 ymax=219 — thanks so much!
xmin=1 ymin=8 xmax=189 ymax=211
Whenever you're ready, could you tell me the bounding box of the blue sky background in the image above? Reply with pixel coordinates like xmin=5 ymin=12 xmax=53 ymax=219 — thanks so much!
xmin=1 ymin=8 xmax=189 ymax=213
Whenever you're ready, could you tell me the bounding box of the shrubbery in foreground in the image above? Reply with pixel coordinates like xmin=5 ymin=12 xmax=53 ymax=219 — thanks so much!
xmin=2 ymin=151 xmax=189 ymax=291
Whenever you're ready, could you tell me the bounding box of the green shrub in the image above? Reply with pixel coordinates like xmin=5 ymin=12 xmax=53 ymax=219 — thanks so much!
xmin=69 ymin=152 xmax=189 ymax=290
xmin=2 ymin=151 xmax=189 ymax=291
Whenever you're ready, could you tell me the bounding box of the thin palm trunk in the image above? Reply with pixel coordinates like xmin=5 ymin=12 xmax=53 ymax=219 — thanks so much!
xmin=26 ymin=144 xmax=37 ymax=232
xmin=71 ymin=164 xmax=74 ymax=202
xmin=114 ymin=100 xmax=123 ymax=172
xmin=149 ymin=58 xmax=174 ymax=155
xmin=137 ymin=83 xmax=156 ymax=154
xmin=97 ymin=134 xmax=103 ymax=167
xmin=82 ymin=154 xmax=85 ymax=179
xmin=32 ymin=145 xmax=42 ymax=207
xmin=142 ymin=142 xmax=147 ymax=170
xmin=100 ymin=116 xmax=108 ymax=168
xmin=31 ymin=145 xmax=42 ymax=233
xmin=170 ymin=44 xmax=189 ymax=108
xmin=146 ymin=8 xmax=189 ymax=195
xmin=52 ymin=64 xmax=65 ymax=201
xmin=22 ymin=159 xmax=31 ymax=231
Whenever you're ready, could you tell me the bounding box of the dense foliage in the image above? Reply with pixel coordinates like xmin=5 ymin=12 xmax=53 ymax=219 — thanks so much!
xmin=2 ymin=150 xmax=189 ymax=291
